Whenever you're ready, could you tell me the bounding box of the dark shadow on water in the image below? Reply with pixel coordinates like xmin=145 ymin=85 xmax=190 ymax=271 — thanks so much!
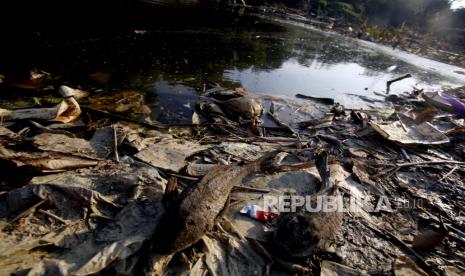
xmin=0 ymin=1 xmax=462 ymax=123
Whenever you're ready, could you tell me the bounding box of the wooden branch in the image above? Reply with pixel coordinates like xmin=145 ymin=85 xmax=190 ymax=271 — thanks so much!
xmin=396 ymin=160 xmax=465 ymax=168
xmin=38 ymin=209 xmax=68 ymax=224
xmin=113 ymin=125 xmax=120 ymax=163
xmin=386 ymin=74 xmax=412 ymax=94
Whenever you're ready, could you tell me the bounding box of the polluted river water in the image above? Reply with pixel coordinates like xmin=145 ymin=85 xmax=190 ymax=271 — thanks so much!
xmin=2 ymin=6 xmax=465 ymax=124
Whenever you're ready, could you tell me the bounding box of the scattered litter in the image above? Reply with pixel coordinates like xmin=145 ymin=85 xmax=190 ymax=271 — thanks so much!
xmin=240 ymin=204 xmax=279 ymax=223
xmin=370 ymin=114 xmax=450 ymax=145
xmin=0 ymin=85 xmax=81 ymax=123
xmin=423 ymin=91 xmax=465 ymax=118
xmin=1 ymin=80 xmax=465 ymax=275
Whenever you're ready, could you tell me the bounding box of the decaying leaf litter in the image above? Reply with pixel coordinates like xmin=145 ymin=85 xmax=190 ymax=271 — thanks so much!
xmin=0 ymin=75 xmax=465 ymax=276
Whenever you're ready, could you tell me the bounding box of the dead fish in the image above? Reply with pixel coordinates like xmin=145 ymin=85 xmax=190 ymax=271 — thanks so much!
xmin=273 ymin=150 xmax=343 ymax=258
xmin=145 ymin=150 xmax=314 ymax=276
xmin=196 ymin=100 xmax=238 ymax=126
xmin=216 ymin=96 xmax=264 ymax=121
xmin=146 ymin=151 xmax=282 ymax=274
xmin=196 ymin=100 xmax=227 ymax=118
xmin=204 ymin=88 xmax=246 ymax=101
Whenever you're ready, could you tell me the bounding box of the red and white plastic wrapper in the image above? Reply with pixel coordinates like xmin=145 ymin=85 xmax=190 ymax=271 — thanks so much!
xmin=240 ymin=204 xmax=279 ymax=223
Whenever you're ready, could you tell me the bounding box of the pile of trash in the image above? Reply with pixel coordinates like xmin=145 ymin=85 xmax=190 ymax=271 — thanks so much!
xmin=0 ymin=81 xmax=464 ymax=275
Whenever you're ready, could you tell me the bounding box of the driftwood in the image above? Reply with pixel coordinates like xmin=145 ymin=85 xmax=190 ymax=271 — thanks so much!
xmin=386 ymin=74 xmax=412 ymax=94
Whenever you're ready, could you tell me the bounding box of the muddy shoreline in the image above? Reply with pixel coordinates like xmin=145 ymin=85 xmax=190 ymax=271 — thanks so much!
xmin=1 ymin=81 xmax=465 ymax=275
xmin=245 ymin=4 xmax=465 ymax=70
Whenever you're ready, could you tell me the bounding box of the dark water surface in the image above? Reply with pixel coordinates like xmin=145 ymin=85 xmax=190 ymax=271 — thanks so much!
xmin=1 ymin=3 xmax=465 ymax=123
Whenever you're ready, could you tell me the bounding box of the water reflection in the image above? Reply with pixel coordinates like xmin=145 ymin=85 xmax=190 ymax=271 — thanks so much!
xmin=2 ymin=7 xmax=464 ymax=120
xmin=150 ymin=81 xmax=199 ymax=124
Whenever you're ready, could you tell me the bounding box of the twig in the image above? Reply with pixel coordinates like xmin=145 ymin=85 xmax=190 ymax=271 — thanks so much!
xmin=113 ymin=125 xmax=120 ymax=163
xmin=438 ymin=165 xmax=458 ymax=181
xmin=30 ymin=120 xmax=76 ymax=137
xmin=448 ymin=225 xmax=465 ymax=240
xmin=10 ymin=200 xmax=46 ymax=223
xmin=396 ymin=160 xmax=465 ymax=168
xmin=268 ymin=102 xmax=300 ymax=140
xmin=168 ymin=173 xmax=199 ymax=181
xmin=395 ymin=113 xmax=408 ymax=132
xmin=115 ymin=93 xmax=140 ymax=104
xmin=386 ymin=74 xmax=412 ymax=94
xmin=38 ymin=209 xmax=68 ymax=224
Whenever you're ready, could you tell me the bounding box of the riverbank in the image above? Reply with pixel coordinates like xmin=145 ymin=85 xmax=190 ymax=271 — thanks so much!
xmin=247 ymin=3 xmax=465 ymax=70
xmin=1 ymin=82 xmax=465 ymax=274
